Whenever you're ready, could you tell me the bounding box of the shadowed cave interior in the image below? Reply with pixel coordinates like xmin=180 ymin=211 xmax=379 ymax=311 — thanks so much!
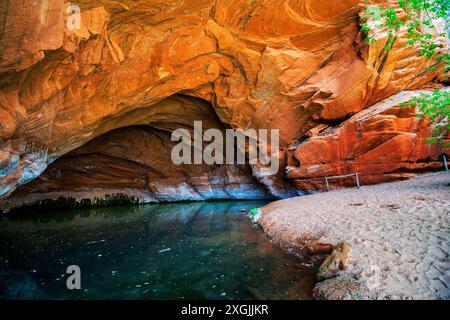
xmin=5 ymin=94 xmax=281 ymax=211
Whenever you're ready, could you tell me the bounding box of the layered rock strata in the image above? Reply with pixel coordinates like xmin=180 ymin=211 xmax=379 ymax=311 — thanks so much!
xmin=0 ymin=0 xmax=448 ymax=205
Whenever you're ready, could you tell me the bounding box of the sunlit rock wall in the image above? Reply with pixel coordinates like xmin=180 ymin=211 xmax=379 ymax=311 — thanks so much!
xmin=0 ymin=0 xmax=448 ymax=206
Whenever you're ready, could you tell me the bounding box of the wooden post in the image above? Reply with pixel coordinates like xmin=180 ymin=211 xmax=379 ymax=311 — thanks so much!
xmin=355 ymin=173 xmax=360 ymax=189
xmin=324 ymin=177 xmax=330 ymax=191
xmin=444 ymin=155 xmax=449 ymax=172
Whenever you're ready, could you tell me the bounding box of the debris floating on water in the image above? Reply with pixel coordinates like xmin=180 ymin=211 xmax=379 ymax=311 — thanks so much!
xmin=86 ymin=239 xmax=106 ymax=245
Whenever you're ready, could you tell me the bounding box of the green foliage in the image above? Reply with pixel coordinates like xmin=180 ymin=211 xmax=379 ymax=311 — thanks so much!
xmin=362 ymin=0 xmax=450 ymax=146
xmin=405 ymin=89 xmax=450 ymax=146
xmin=249 ymin=208 xmax=260 ymax=224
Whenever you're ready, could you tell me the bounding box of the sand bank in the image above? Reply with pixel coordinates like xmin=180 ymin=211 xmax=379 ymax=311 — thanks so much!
xmin=258 ymin=173 xmax=450 ymax=299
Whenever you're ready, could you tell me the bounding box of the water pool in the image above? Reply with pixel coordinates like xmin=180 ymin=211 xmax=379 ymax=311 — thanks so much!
xmin=0 ymin=201 xmax=317 ymax=300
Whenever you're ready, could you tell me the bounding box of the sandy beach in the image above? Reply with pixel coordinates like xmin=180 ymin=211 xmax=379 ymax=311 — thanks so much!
xmin=258 ymin=173 xmax=450 ymax=299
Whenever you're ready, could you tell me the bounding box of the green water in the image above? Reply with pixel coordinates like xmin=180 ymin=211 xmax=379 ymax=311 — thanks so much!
xmin=0 ymin=201 xmax=317 ymax=300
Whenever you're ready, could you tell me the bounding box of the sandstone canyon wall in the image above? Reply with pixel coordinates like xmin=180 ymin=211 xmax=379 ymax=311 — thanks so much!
xmin=0 ymin=0 xmax=448 ymax=209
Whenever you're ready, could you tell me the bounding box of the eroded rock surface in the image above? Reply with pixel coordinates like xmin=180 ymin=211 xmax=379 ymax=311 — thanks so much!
xmin=3 ymin=96 xmax=273 ymax=207
xmin=0 ymin=0 xmax=449 ymax=203
xmin=288 ymin=89 xmax=449 ymax=192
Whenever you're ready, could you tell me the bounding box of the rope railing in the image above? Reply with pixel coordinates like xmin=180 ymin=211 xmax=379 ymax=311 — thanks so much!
xmin=324 ymin=173 xmax=360 ymax=191
xmin=322 ymin=156 xmax=448 ymax=192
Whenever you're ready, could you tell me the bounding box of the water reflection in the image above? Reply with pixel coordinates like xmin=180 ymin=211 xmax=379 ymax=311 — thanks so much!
xmin=0 ymin=201 xmax=317 ymax=300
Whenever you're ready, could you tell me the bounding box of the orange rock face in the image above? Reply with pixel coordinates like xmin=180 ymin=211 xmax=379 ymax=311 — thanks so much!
xmin=2 ymin=95 xmax=272 ymax=205
xmin=0 ymin=0 xmax=448 ymax=204
xmin=288 ymin=89 xmax=449 ymax=192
